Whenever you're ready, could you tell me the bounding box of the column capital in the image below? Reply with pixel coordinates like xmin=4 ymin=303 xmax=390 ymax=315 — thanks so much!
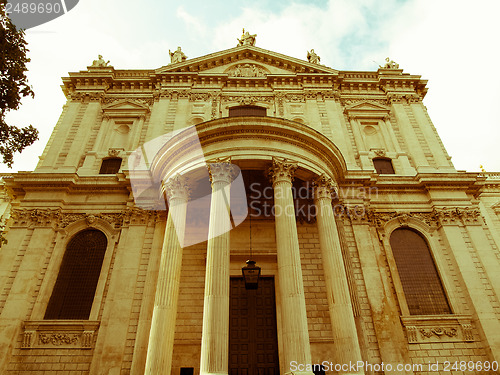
xmin=268 ymin=157 xmax=298 ymax=185
xmin=207 ymin=157 xmax=236 ymax=185
xmin=313 ymin=174 xmax=338 ymax=201
xmin=164 ymin=174 xmax=190 ymax=201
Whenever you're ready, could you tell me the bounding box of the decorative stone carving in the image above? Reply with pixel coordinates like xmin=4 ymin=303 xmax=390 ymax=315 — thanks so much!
xmin=432 ymin=207 xmax=482 ymax=226
xmin=345 ymin=207 xmax=483 ymax=228
xmin=22 ymin=330 xmax=35 ymax=348
xmin=58 ymin=212 xmax=123 ymax=229
xmin=401 ymin=315 xmax=474 ymax=344
xmin=85 ymin=214 xmax=97 ymax=225
xmin=312 ymin=174 xmax=338 ymax=200
xmin=387 ymin=93 xmax=421 ymax=104
xmin=159 ymin=89 xmax=191 ymax=100
xmin=211 ymin=92 xmax=220 ymax=119
xmin=406 ymin=326 xmax=417 ymax=343
xmin=307 ymin=49 xmax=320 ymax=64
xmin=82 ymin=331 xmax=94 ymax=348
xmin=275 ymin=92 xmax=285 ymax=117
xmin=226 ymin=64 xmax=268 ymax=77
xmin=419 ymin=327 xmax=458 ymax=339
xmin=285 ymin=93 xmax=306 ymax=103
xmin=222 ymin=95 xmax=273 ymax=105
xmin=164 ymin=174 xmax=190 ymax=201
xmin=237 ymin=28 xmax=256 ymax=46
xmin=207 ymin=157 xmax=237 ymax=185
xmin=39 ymin=333 xmax=79 ymax=346
xmin=461 ymin=324 xmax=474 ymax=342
xmin=305 ymin=90 xmax=337 ymax=100
xmin=373 ymin=148 xmax=386 ymax=157
xmin=267 ymin=157 xmax=298 ymax=185
xmin=70 ymin=92 xmax=105 ymax=102
xmin=9 ymin=208 xmax=163 ymax=229
xmin=22 ymin=321 xmax=99 ymax=349
xmin=169 ymin=47 xmax=187 ymax=64
xmin=10 ymin=208 xmax=61 ymax=227
xmin=190 ymin=93 xmax=211 ymax=101
xmin=91 ymin=55 xmax=110 ymax=68
xmin=108 ymin=148 xmax=123 ymax=157
xmin=122 ymin=207 xmax=158 ymax=226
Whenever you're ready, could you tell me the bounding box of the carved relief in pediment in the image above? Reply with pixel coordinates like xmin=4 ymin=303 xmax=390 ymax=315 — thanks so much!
xmin=225 ymin=63 xmax=269 ymax=77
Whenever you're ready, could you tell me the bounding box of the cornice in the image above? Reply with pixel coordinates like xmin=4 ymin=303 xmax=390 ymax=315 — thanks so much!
xmin=2 ymin=173 xmax=131 ymax=196
xmin=60 ymin=47 xmax=429 ymax=100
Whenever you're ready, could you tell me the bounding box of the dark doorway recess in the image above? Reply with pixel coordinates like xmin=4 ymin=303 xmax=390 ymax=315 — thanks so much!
xmin=229 ymin=277 xmax=279 ymax=375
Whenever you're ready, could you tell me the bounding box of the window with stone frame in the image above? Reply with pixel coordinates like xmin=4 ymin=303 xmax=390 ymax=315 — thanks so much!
xmin=99 ymin=157 xmax=122 ymax=174
xmin=373 ymin=157 xmax=395 ymax=174
xmin=389 ymin=228 xmax=451 ymax=315
xmin=44 ymin=229 xmax=108 ymax=320
xmin=228 ymin=105 xmax=267 ymax=117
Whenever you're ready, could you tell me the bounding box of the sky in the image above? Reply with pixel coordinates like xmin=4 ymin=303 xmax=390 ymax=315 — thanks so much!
xmin=2 ymin=0 xmax=500 ymax=173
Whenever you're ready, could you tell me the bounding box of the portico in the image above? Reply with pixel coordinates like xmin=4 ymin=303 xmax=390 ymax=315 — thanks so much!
xmin=143 ymin=116 xmax=364 ymax=374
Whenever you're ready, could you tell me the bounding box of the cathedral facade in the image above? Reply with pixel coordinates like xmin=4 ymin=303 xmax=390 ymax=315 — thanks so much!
xmin=0 ymin=36 xmax=499 ymax=375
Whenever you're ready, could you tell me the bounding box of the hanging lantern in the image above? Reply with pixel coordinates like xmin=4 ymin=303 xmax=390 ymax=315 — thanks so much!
xmin=242 ymin=260 xmax=261 ymax=290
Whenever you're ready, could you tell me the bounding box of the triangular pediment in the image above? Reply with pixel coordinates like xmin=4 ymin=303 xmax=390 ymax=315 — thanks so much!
xmin=344 ymin=100 xmax=390 ymax=119
xmin=155 ymin=45 xmax=338 ymax=76
xmin=345 ymin=100 xmax=389 ymax=112
xmin=102 ymin=99 xmax=150 ymax=118
xmin=102 ymin=99 xmax=150 ymax=111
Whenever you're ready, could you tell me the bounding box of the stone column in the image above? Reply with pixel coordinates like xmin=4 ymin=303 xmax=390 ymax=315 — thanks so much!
xmin=268 ymin=157 xmax=313 ymax=375
xmin=145 ymin=174 xmax=189 ymax=375
xmin=200 ymin=160 xmax=235 ymax=375
xmin=313 ymin=175 xmax=365 ymax=374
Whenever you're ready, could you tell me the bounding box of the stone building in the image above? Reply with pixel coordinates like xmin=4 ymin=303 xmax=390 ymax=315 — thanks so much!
xmin=0 ymin=35 xmax=499 ymax=375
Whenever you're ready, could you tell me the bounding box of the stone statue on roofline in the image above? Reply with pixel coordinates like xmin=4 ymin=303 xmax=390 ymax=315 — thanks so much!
xmin=307 ymin=49 xmax=320 ymax=64
xmin=169 ymin=47 xmax=187 ymax=64
xmin=237 ymin=28 xmax=257 ymax=46
xmin=381 ymin=57 xmax=399 ymax=69
xmin=91 ymin=54 xmax=110 ymax=68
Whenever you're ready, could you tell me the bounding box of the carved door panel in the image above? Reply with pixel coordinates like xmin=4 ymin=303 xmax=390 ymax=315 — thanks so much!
xmin=229 ymin=277 xmax=279 ymax=375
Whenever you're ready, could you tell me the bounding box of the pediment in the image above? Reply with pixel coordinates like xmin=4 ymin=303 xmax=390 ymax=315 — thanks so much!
xmin=102 ymin=99 xmax=150 ymax=117
xmin=344 ymin=100 xmax=390 ymax=119
xmin=155 ymin=45 xmax=339 ymax=76
xmin=102 ymin=99 xmax=150 ymax=111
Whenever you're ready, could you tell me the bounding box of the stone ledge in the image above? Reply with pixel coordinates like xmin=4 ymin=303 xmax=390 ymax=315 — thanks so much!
xmin=400 ymin=315 xmax=474 ymax=344
xmin=21 ymin=320 xmax=99 ymax=349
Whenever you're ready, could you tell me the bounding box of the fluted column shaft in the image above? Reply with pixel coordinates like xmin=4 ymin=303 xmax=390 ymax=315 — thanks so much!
xmin=269 ymin=158 xmax=313 ymax=375
xmin=200 ymin=161 xmax=235 ymax=375
xmin=314 ymin=176 xmax=364 ymax=374
xmin=145 ymin=175 xmax=189 ymax=375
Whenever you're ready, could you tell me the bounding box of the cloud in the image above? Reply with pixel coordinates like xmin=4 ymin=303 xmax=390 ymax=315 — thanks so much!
xmin=2 ymin=0 xmax=499 ymax=172
xmin=177 ymin=6 xmax=207 ymax=37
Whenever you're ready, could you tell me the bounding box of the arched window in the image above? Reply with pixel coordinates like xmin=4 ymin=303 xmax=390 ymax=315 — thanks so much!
xmin=99 ymin=157 xmax=122 ymax=174
xmin=44 ymin=230 xmax=108 ymax=320
xmin=390 ymin=228 xmax=451 ymax=315
xmin=229 ymin=105 xmax=267 ymax=117
xmin=373 ymin=157 xmax=395 ymax=174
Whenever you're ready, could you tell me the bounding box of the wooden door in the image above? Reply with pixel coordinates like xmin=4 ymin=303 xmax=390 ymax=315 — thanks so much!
xmin=229 ymin=277 xmax=279 ymax=375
